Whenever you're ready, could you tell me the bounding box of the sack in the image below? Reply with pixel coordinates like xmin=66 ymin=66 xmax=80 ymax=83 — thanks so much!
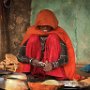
xmin=80 ymin=64 xmax=90 ymax=73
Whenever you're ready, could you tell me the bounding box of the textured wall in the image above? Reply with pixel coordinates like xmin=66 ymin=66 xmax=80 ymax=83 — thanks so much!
xmin=7 ymin=0 xmax=31 ymax=55
xmin=0 ymin=0 xmax=10 ymax=60
xmin=31 ymin=0 xmax=90 ymax=64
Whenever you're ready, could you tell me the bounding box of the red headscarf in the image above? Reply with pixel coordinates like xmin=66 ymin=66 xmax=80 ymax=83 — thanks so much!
xmin=17 ymin=9 xmax=82 ymax=80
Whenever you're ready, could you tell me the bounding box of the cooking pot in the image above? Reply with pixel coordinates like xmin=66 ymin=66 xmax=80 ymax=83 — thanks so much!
xmin=0 ymin=71 xmax=29 ymax=90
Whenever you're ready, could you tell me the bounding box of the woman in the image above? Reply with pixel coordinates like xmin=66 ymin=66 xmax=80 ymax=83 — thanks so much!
xmin=16 ymin=9 xmax=83 ymax=80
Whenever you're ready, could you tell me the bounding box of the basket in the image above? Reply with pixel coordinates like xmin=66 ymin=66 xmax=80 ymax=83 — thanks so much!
xmin=28 ymin=82 xmax=60 ymax=90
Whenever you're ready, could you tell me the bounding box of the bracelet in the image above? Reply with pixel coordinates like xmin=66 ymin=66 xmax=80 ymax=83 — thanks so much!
xmin=29 ymin=58 xmax=34 ymax=63
xmin=52 ymin=61 xmax=59 ymax=69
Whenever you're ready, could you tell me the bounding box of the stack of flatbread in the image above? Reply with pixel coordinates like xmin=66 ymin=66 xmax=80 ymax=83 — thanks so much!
xmin=0 ymin=54 xmax=19 ymax=72
xmin=80 ymin=77 xmax=90 ymax=85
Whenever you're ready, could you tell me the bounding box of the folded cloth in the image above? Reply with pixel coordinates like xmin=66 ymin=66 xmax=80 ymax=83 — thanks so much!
xmin=80 ymin=64 xmax=90 ymax=73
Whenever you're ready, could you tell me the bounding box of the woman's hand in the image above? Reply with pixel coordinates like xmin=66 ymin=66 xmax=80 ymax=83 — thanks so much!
xmin=31 ymin=59 xmax=45 ymax=67
xmin=31 ymin=59 xmax=39 ymax=66
xmin=43 ymin=61 xmax=53 ymax=72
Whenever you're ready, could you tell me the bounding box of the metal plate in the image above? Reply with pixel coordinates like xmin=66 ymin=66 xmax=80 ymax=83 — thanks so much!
xmin=0 ymin=70 xmax=12 ymax=75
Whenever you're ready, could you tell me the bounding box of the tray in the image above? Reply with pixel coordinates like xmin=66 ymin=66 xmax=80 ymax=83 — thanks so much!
xmin=0 ymin=70 xmax=12 ymax=75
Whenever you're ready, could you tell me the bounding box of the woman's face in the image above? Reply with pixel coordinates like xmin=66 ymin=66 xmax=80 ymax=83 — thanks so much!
xmin=37 ymin=25 xmax=54 ymax=32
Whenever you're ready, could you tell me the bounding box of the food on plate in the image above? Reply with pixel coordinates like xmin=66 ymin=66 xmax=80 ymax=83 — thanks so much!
xmin=5 ymin=73 xmax=27 ymax=80
xmin=80 ymin=77 xmax=90 ymax=85
xmin=42 ymin=80 xmax=60 ymax=85
xmin=5 ymin=79 xmax=28 ymax=90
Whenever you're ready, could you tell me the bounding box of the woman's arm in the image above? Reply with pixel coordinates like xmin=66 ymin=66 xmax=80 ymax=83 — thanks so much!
xmin=52 ymin=40 xmax=68 ymax=68
xmin=17 ymin=41 xmax=33 ymax=64
xmin=17 ymin=41 xmax=45 ymax=67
